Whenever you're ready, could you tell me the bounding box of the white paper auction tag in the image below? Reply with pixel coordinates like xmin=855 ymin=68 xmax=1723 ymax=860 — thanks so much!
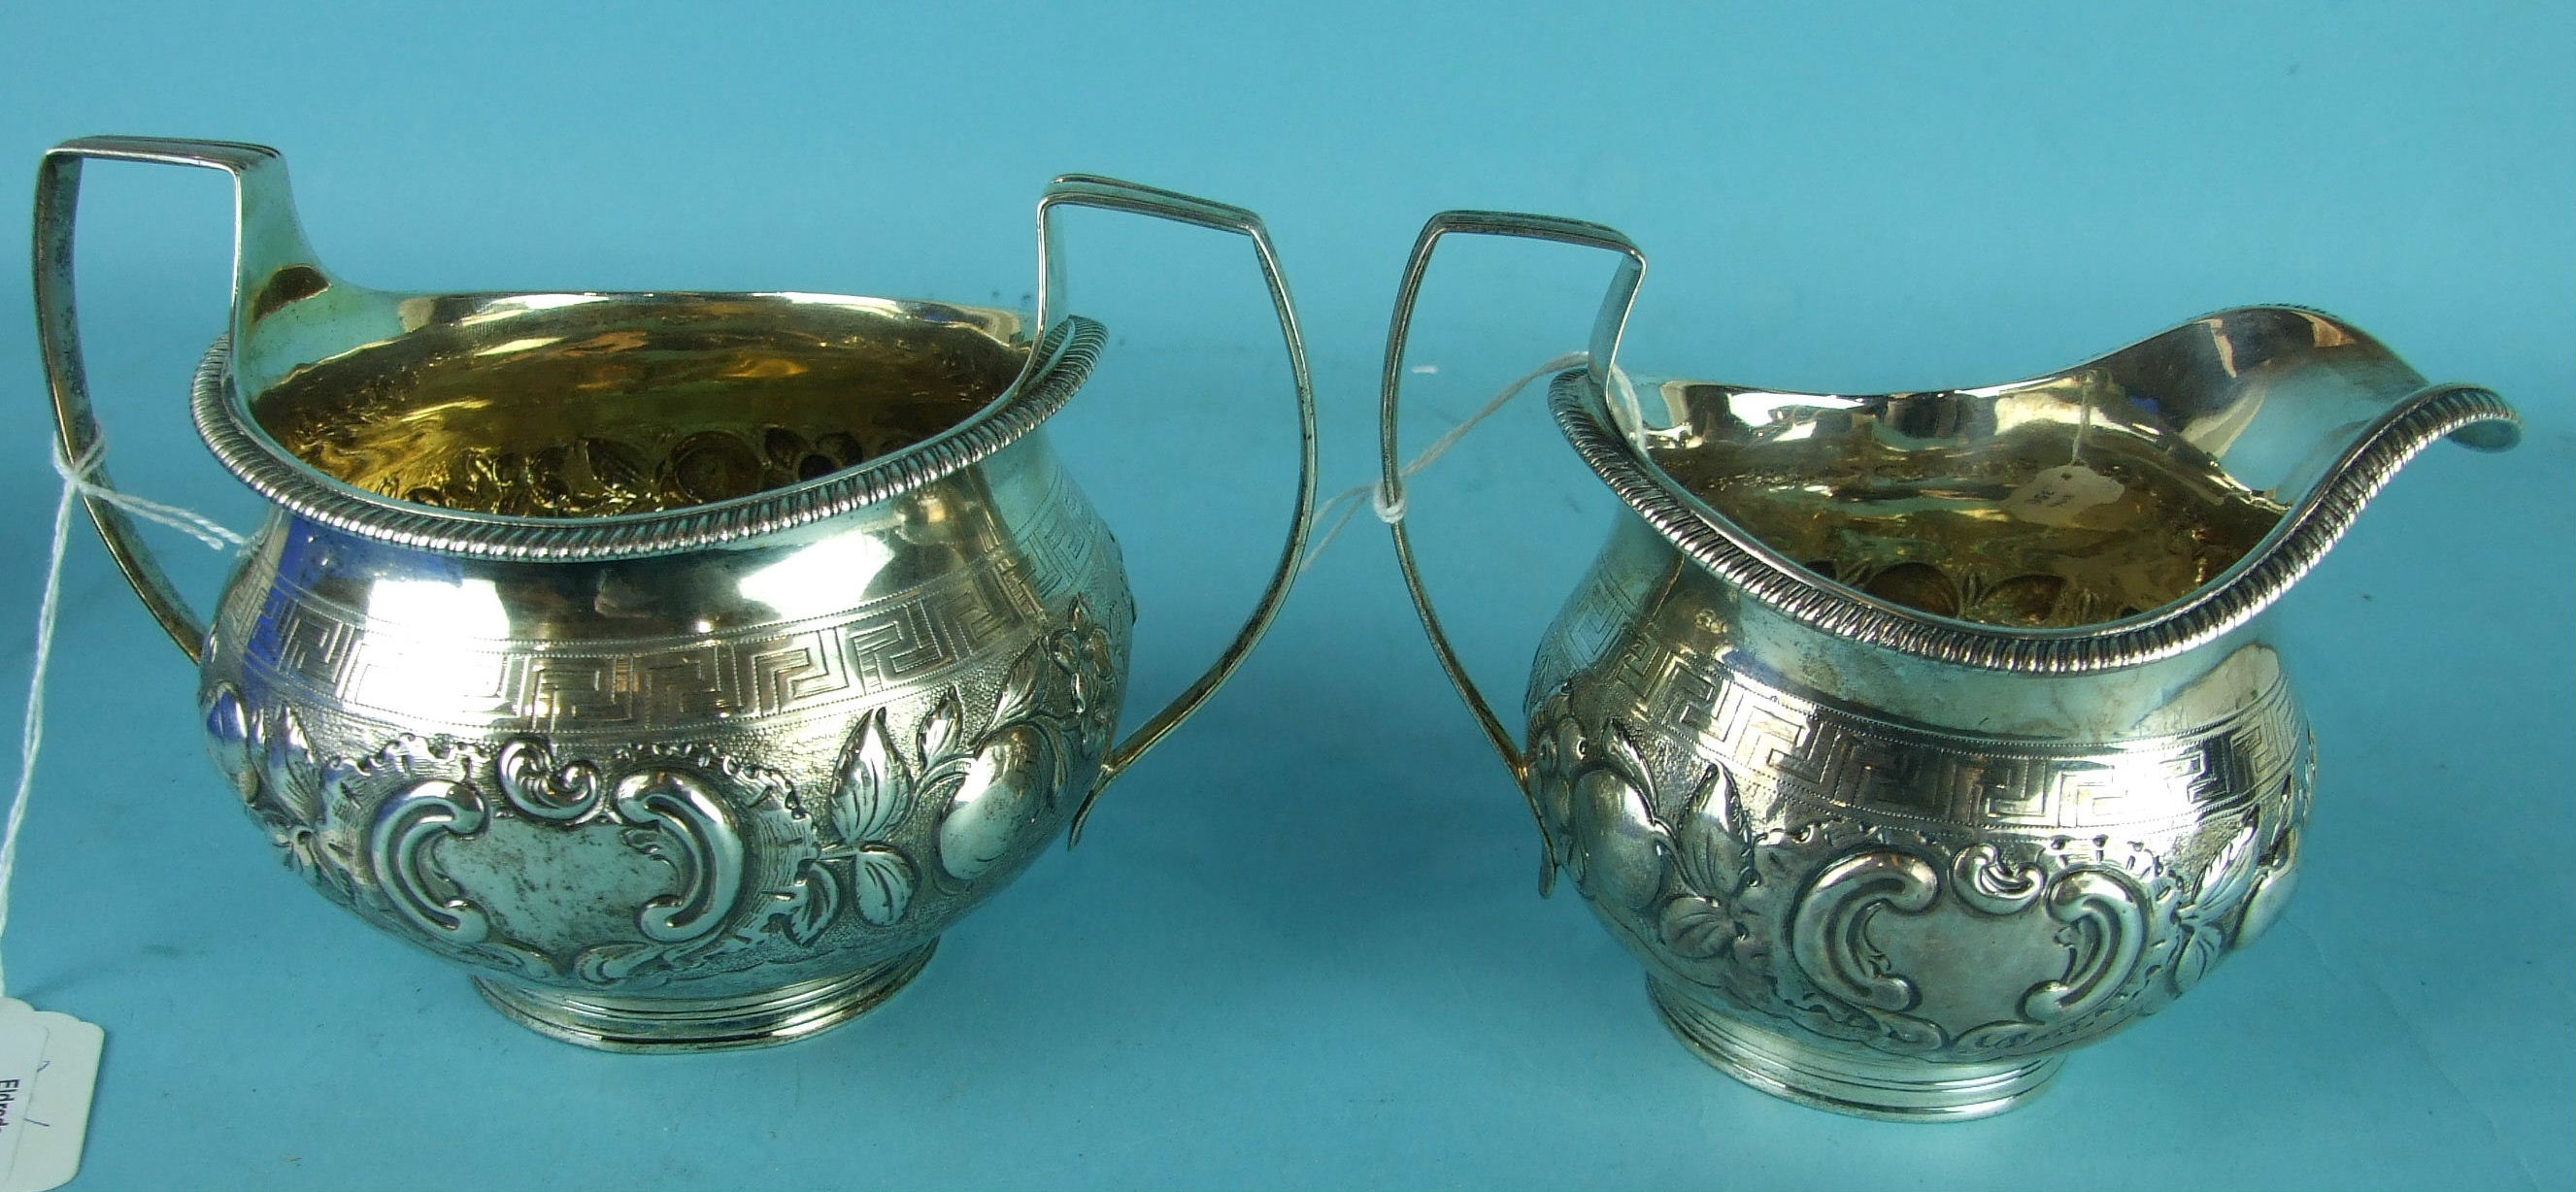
xmin=0 ymin=998 xmax=100 ymax=1192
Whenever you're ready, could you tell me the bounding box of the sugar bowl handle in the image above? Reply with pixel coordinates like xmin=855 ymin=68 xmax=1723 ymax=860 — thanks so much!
xmin=1378 ymin=211 xmax=1646 ymax=892
xmin=33 ymin=136 xmax=329 ymax=662
xmin=1031 ymin=177 xmax=1321 ymax=843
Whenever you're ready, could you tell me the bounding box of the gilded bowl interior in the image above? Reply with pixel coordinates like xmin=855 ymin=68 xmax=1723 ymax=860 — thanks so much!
xmin=1625 ymin=309 xmax=2442 ymax=629
xmin=250 ymin=293 xmax=1032 ymax=518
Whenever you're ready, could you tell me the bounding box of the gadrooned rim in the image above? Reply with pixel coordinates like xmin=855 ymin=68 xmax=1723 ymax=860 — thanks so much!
xmin=191 ymin=317 xmax=1105 ymax=562
xmin=1552 ymin=368 xmax=2519 ymax=676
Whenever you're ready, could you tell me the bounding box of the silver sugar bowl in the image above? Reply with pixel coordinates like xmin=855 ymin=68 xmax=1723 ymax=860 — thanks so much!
xmin=35 ymin=137 xmax=1317 ymax=1051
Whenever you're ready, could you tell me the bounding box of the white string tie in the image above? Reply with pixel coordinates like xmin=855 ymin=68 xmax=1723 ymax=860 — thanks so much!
xmin=1299 ymin=350 xmax=1624 ymax=577
xmin=1297 ymin=352 xmax=1650 ymax=576
xmin=50 ymin=439 xmax=249 ymax=551
xmin=0 ymin=436 xmax=246 ymax=997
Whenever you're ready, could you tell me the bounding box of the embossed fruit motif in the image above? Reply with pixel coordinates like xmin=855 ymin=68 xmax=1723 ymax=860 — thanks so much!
xmin=1523 ymin=681 xmax=2308 ymax=1066
xmin=197 ymin=596 xmax=1121 ymax=994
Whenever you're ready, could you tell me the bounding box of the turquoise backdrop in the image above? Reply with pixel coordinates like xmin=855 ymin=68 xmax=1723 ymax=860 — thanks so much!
xmin=0 ymin=4 xmax=2567 ymax=1189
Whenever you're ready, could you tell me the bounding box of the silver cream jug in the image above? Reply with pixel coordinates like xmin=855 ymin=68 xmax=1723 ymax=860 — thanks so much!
xmin=34 ymin=136 xmax=1317 ymax=1051
xmin=1380 ymin=211 xmax=2521 ymax=1119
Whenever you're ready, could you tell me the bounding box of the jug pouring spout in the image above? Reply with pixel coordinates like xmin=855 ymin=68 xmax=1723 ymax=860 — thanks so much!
xmin=1552 ymin=305 xmax=2523 ymax=675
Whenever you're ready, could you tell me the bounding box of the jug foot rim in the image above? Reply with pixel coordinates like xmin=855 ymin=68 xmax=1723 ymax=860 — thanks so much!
xmin=1648 ymin=979 xmax=2060 ymax=1122
xmin=473 ymin=940 xmax=938 ymax=1053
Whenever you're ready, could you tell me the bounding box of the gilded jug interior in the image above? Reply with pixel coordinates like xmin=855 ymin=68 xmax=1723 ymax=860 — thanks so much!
xmin=249 ymin=294 xmax=1031 ymax=517
xmin=1618 ymin=308 xmax=2487 ymax=629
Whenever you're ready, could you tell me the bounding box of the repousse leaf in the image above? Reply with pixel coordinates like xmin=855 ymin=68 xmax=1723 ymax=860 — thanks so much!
xmin=778 ymin=858 xmax=842 ymax=945
xmin=920 ymin=690 xmax=965 ymax=761
xmin=851 ymin=846 xmax=917 ymax=926
xmin=833 ymin=708 xmax=912 ymax=844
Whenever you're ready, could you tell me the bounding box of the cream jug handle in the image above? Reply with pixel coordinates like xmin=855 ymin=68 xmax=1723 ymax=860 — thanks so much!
xmin=1379 ymin=211 xmax=1645 ymax=889
xmin=33 ymin=136 xmax=332 ymax=663
xmin=1029 ymin=177 xmax=1321 ymax=843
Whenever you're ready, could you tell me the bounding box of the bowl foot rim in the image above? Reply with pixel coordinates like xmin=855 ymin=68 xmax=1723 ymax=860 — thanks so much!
xmin=473 ymin=940 xmax=938 ymax=1053
xmin=1649 ymin=978 xmax=2062 ymax=1122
